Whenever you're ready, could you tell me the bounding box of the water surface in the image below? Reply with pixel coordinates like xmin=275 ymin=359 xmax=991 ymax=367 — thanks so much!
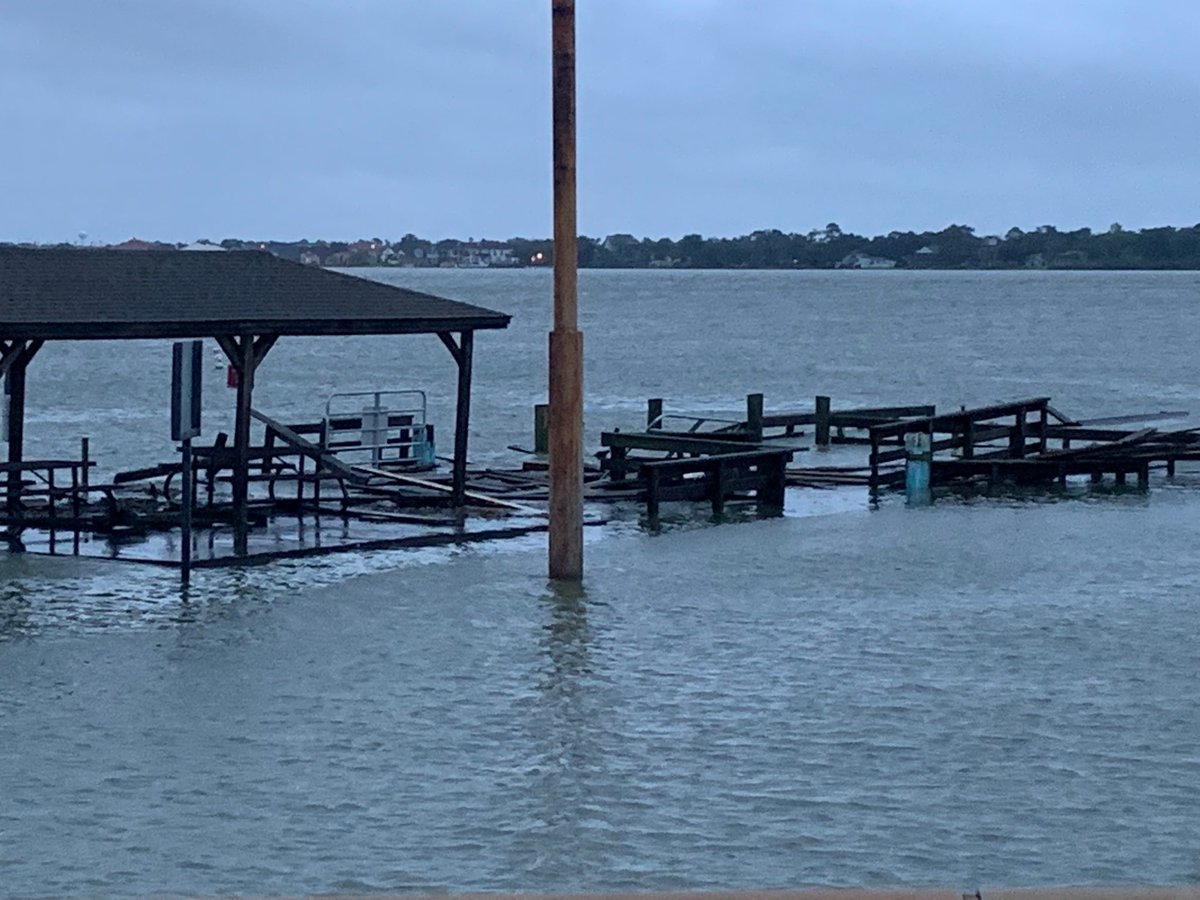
xmin=2 ymin=270 xmax=1199 ymax=895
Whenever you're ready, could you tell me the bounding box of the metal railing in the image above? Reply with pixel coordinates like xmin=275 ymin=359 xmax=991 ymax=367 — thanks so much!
xmin=323 ymin=390 xmax=433 ymax=465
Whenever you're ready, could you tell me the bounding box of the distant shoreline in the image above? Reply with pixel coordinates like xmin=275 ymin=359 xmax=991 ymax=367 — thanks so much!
xmin=13 ymin=221 xmax=1200 ymax=270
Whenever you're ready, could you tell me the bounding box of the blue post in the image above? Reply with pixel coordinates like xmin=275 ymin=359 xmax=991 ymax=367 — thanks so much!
xmin=905 ymin=431 xmax=932 ymax=506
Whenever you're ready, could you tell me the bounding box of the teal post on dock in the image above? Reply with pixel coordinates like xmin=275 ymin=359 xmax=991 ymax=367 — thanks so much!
xmin=904 ymin=431 xmax=932 ymax=506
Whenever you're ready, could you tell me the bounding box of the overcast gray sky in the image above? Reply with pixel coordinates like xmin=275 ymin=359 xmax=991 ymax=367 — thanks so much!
xmin=2 ymin=1 xmax=1196 ymax=243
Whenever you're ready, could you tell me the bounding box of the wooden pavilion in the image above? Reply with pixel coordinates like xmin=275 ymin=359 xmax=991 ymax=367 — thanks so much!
xmin=0 ymin=246 xmax=510 ymax=554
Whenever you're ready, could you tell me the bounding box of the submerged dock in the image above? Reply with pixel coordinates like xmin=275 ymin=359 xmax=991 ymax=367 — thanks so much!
xmin=1 ymin=385 xmax=1193 ymax=569
xmin=0 ymin=246 xmax=1193 ymax=569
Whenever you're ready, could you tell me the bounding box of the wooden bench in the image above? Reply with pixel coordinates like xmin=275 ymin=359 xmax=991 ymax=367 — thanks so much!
xmin=638 ymin=448 xmax=793 ymax=521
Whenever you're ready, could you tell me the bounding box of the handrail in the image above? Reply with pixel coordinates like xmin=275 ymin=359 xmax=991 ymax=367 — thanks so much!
xmin=324 ymin=389 xmax=432 ymax=464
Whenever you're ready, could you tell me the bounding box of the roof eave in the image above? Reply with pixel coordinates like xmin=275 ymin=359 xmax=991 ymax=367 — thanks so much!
xmin=0 ymin=316 xmax=512 ymax=341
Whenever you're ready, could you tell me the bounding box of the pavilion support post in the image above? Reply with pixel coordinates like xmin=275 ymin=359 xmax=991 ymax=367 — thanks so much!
xmin=4 ymin=340 xmax=41 ymax=522
xmin=452 ymin=331 xmax=473 ymax=508
xmin=218 ymin=334 xmax=275 ymax=557
xmin=233 ymin=336 xmax=254 ymax=555
xmin=549 ymin=0 xmax=583 ymax=581
xmin=6 ymin=357 xmax=26 ymax=520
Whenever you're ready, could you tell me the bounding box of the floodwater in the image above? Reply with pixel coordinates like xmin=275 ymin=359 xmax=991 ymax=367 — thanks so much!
xmin=2 ymin=269 xmax=1199 ymax=895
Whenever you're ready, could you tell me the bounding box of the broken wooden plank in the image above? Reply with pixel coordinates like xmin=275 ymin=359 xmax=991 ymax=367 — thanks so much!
xmin=1035 ymin=428 xmax=1158 ymax=460
xmin=250 ymin=409 xmax=367 ymax=484
xmin=1077 ymin=410 xmax=1189 ymax=427
xmin=352 ymin=465 xmax=545 ymax=515
xmin=1044 ymin=404 xmax=1080 ymax=426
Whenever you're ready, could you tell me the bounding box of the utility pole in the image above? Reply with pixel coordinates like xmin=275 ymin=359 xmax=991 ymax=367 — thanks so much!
xmin=549 ymin=0 xmax=583 ymax=580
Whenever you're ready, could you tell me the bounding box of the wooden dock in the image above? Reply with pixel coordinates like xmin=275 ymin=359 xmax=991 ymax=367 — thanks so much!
xmin=866 ymin=397 xmax=1198 ymax=492
xmin=0 ymin=388 xmax=1193 ymax=568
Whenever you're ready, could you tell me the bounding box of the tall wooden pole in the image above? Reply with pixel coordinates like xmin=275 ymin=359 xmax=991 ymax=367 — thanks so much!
xmin=549 ymin=0 xmax=583 ymax=580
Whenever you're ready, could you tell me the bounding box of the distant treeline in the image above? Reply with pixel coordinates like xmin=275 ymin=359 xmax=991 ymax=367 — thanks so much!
xmin=25 ymin=222 xmax=1200 ymax=269
xmin=275 ymin=223 xmax=1200 ymax=269
xmin=561 ymin=223 xmax=1200 ymax=270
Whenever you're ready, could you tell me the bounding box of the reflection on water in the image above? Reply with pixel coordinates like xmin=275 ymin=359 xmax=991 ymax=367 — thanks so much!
xmin=520 ymin=580 xmax=600 ymax=882
xmin=539 ymin=579 xmax=592 ymax=692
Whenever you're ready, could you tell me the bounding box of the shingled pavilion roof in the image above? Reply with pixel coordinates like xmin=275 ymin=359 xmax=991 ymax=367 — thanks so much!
xmin=0 ymin=246 xmax=510 ymax=340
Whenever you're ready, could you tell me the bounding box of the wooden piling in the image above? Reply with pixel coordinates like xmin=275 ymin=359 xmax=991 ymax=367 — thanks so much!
xmin=647 ymin=397 xmax=663 ymax=431
xmin=534 ymin=403 xmax=549 ymax=453
xmin=815 ymin=395 xmax=831 ymax=448
xmin=548 ymin=0 xmax=583 ymax=581
xmin=746 ymin=393 xmax=763 ymax=442
xmin=868 ymin=430 xmax=880 ymax=494
xmin=1009 ymin=407 xmax=1027 ymax=458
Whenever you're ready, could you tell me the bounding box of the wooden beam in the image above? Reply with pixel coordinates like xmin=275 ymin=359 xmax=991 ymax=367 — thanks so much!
xmin=252 ymin=334 xmax=278 ymax=370
xmin=353 ymin=465 xmax=541 ymax=515
xmin=215 ymin=334 xmax=240 ymax=368
xmin=248 ymin=409 xmax=366 ymax=483
xmin=0 ymin=341 xmax=22 ymax=382
xmin=437 ymin=331 xmax=463 ymax=366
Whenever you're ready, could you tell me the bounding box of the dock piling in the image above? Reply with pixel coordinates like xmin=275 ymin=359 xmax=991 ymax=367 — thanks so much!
xmin=534 ymin=403 xmax=549 ymax=453
xmin=746 ymin=393 xmax=763 ymax=442
xmin=815 ymin=395 xmax=831 ymax=449
xmin=904 ymin=431 xmax=932 ymax=506
xmin=647 ymin=397 xmax=663 ymax=431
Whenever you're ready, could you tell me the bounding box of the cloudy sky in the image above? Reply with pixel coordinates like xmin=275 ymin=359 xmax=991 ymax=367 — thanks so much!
xmin=1 ymin=1 xmax=1196 ymax=243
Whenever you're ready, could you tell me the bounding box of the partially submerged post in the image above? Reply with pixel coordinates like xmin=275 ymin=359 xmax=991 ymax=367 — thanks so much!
xmin=904 ymin=431 xmax=932 ymax=506
xmin=745 ymin=393 xmax=764 ymax=442
xmin=646 ymin=397 xmax=663 ymax=431
xmin=548 ymin=0 xmax=584 ymax=581
xmin=534 ymin=403 xmax=549 ymax=453
xmin=814 ymin=395 xmax=832 ymax=449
